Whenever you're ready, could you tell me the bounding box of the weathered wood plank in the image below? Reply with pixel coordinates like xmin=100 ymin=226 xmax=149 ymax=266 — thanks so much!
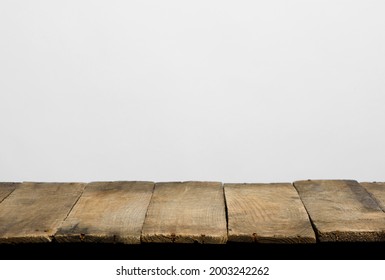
xmin=294 ymin=180 xmax=385 ymax=242
xmin=225 ymin=183 xmax=316 ymax=243
xmin=0 ymin=183 xmax=18 ymax=203
xmin=0 ymin=182 xmax=85 ymax=243
xmin=361 ymin=182 xmax=385 ymax=211
xmin=55 ymin=181 xmax=154 ymax=244
xmin=141 ymin=181 xmax=227 ymax=244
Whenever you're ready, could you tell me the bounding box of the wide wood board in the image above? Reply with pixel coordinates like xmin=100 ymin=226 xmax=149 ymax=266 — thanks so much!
xmin=0 ymin=182 xmax=85 ymax=243
xmin=141 ymin=181 xmax=227 ymax=244
xmin=225 ymin=183 xmax=316 ymax=243
xmin=55 ymin=181 xmax=154 ymax=243
xmin=361 ymin=182 xmax=385 ymax=211
xmin=294 ymin=180 xmax=385 ymax=241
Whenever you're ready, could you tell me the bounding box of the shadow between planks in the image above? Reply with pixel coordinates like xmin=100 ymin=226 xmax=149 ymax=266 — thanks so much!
xmin=1 ymin=180 xmax=385 ymax=246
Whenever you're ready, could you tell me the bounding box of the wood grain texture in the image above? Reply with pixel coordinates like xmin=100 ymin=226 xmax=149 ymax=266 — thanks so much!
xmin=225 ymin=183 xmax=316 ymax=243
xmin=294 ymin=180 xmax=385 ymax=242
xmin=141 ymin=181 xmax=227 ymax=244
xmin=0 ymin=182 xmax=85 ymax=243
xmin=360 ymin=182 xmax=385 ymax=211
xmin=55 ymin=181 xmax=154 ymax=244
xmin=0 ymin=183 xmax=18 ymax=203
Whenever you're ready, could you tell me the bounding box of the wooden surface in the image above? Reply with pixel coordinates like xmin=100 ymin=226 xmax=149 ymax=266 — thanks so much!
xmin=294 ymin=180 xmax=385 ymax=242
xmin=141 ymin=182 xmax=227 ymax=244
xmin=361 ymin=182 xmax=385 ymax=211
xmin=225 ymin=183 xmax=316 ymax=243
xmin=55 ymin=181 xmax=154 ymax=243
xmin=0 ymin=182 xmax=85 ymax=243
xmin=0 ymin=183 xmax=18 ymax=203
xmin=1 ymin=180 xmax=385 ymax=244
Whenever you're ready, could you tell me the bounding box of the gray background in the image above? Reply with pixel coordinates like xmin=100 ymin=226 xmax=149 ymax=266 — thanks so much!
xmin=1 ymin=1 xmax=384 ymax=183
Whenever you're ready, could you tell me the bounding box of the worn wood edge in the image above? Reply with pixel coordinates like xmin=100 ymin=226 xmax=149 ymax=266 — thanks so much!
xmin=153 ymin=181 xmax=223 ymax=187
xmin=224 ymin=182 xmax=291 ymax=187
xmin=0 ymin=235 xmax=52 ymax=244
xmin=293 ymin=179 xmax=360 ymax=188
xmin=21 ymin=181 xmax=87 ymax=185
xmin=141 ymin=233 xmax=227 ymax=244
xmin=227 ymin=233 xmax=316 ymax=244
xmin=316 ymin=229 xmax=385 ymax=242
xmin=54 ymin=234 xmax=141 ymax=244
xmin=87 ymin=180 xmax=155 ymax=186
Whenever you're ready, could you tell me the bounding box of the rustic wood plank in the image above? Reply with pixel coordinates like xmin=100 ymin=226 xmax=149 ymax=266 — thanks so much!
xmin=55 ymin=181 xmax=154 ymax=244
xmin=294 ymin=180 xmax=385 ymax=242
xmin=225 ymin=183 xmax=316 ymax=243
xmin=0 ymin=183 xmax=18 ymax=203
xmin=361 ymin=182 xmax=385 ymax=211
xmin=0 ymin=182 xmax=85 ymax=243
xmin=141 ymin=181 xmax=227 ymax=244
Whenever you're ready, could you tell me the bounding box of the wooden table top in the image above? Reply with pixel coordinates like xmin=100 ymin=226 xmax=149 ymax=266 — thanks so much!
xmin=0 ymin=180 xmax=384 ymax=244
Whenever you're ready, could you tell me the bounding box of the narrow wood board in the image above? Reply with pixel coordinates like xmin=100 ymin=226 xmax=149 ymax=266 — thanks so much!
xmin=0 ymin=182 xmax=85 ymax=243
xmin=55 ymin=181 xmax=154 ymax=244
xmin=294 ymin=180 xmax=385 ymax=242
xmin=141 ymin=181 xmax=227 ymax=244
xmin=225 ymin=183 xmax=316 ymax=243
xmin=0 ymin=183 xmax=18 ymax=203
xmin=360 ymin=182 xmax=385 ymax=211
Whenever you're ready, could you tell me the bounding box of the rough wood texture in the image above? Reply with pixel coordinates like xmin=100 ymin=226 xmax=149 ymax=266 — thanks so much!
xmin=0 ymin=182 xmax=85 ymax=243
xmin=141 ymin=181 xmax=227 ymax=244
xmin=294 ymin=180 xmax=385 ymax=242
xmin=55 ymin=181 xmax=154 ymax=244
xmin=361 ymin=182 xmax=385 ymax=211
xmin=225 ymin=183 xmax=316 ymax=243
xmin=0 ymin=183 xmax=18 ymax=203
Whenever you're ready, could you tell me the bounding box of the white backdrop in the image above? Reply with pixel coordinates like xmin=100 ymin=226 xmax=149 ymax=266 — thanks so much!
xmin=1 ymin=1 xmax=384 ymax=183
